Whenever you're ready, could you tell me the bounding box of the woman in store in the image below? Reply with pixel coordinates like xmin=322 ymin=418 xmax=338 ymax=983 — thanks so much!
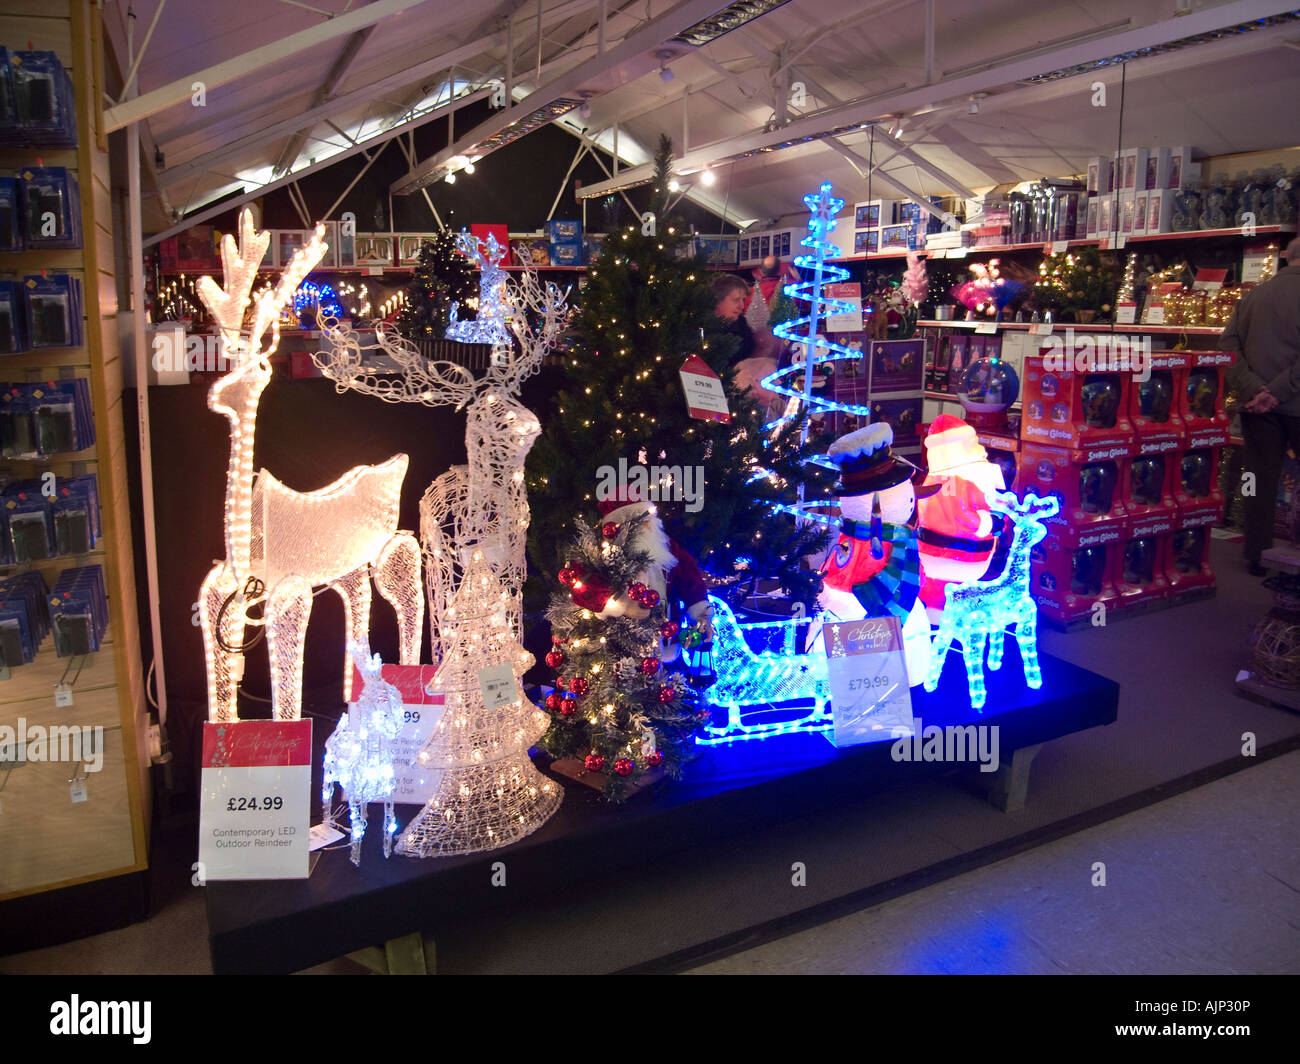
xmin=714 ymin=273 xmax=783 ymax=416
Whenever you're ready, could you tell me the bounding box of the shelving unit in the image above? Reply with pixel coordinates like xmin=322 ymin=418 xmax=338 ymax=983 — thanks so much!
xmin=0 ymin=0 xmax=149 ymax=927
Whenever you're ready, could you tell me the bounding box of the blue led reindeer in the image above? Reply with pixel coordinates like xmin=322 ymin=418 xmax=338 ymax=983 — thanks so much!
xmin=925 ymin=492 xmax=1059 ymax=710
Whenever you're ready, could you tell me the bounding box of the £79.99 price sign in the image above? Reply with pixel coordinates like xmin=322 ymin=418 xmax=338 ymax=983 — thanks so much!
xmin=198 ymin=720 xmax=312 ymax=880
xmin=822 ymin=617 xmax=915 ymax=747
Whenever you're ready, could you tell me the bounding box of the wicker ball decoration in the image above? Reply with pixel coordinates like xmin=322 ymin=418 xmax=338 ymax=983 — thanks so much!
xmin=1248 ymin=612 xmax=1300 ymax=687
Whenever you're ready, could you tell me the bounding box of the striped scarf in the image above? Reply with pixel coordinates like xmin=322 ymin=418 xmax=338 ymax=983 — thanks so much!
xmin=840 ymin=517 xmax=923 ymax=620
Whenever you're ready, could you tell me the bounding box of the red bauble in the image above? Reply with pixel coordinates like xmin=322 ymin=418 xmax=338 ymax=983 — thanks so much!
xmin=558 ymin=699 xmax=577 ymax=718
xmin=544 ymin=693 xmax=562 ymax=711
xmin=551 ymin=635 xmax=565 ymax=646
xmin=601 ymin=522 xmax=619 ymax=538
xmin=584 ymin=754 xmax=606 ymax=773
xmin=613 ymin=758 xmax=635 ymax=777
xmin=646 ymin=750 xmax=664 ymax=767
xmin=545 ymin=651 xmax=564 ymax=669
xmin=640 ymin=588 xmax=660 ymax=608
xmin=640 ymin=657 xmax=660 ymax=675
xmin=558 ymin=567 xmax=577 ymax=587
xmin=660 ymin=621 xmax=679 ymax=640
xmin=554 ymin=676 xmax=567 ymax=691
xmin=658 ymin=685 xmax=676 ymax=703
xmin=570 ymin=676 xmax=590 ymax=696
xmin=628 ymin=582 xmax=647 ymax=600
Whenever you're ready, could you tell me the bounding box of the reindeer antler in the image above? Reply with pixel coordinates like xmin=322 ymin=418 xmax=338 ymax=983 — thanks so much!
xmin=195 ymin=208 xmax=328 ymax=360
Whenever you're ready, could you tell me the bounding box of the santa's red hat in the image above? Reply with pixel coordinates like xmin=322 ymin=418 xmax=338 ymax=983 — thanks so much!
xmin=597 ymin=486 xmax=647 ymax=522
xmin=925 ymin=414 xmax=989 ymax=476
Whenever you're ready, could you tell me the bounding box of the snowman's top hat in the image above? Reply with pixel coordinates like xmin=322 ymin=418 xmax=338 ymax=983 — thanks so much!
xmin=828 ymin=423 xmax=940 ymax=498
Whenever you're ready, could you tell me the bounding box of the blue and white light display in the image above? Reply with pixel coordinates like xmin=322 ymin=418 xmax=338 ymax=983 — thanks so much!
xmin=762 ymin=183 xmax=874 ymax=423
xmin=696 ymin=595 xmax=832 ymax=746
xmin=924 ymin=492 xmax=1059 ymax=710
xmin=321 ymin=645 xmax=404 ymax=866
xmin=446 ymin=230 xmax=513 ymax=345
xmin=294 ymin=279 xmax=345 ymax=320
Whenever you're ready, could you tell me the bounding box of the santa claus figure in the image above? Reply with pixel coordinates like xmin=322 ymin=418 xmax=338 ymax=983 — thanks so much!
xmin=813 ymin=423 xmax=938 ymax=686
xmin=916 ymin=414 xmax=1007 ymax=621
xmin=592 ymin=491 xmax=714 ymax=657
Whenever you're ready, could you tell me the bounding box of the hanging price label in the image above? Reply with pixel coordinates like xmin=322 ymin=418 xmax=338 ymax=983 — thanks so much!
xmin=478 ymin=662 xmax=517 ymax=711
xmin=822 ymin=618 xmax=914 ymax=747
xmin=54 ymin=684 xmax=73 ymax=707
xmin=198 ymin=720 xmax=312 ymax=880
xmin=678 ymin=354 xmax=731 ymax=423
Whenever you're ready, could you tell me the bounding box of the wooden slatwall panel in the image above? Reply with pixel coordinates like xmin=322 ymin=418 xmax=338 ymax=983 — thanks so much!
xmin=0 ymin=0 xmax=149 ymax=901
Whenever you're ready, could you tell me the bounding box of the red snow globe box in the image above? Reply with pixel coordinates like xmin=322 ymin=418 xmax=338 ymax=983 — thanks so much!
xmin=1130 ymin=351 xmax=1189 ymax=454
xmin=1166 ymin=524 xmax=1216 ymax=598
xmin=1029 ymin=537 xmax=1121 ymax=625
xmin=1179 ymin=349 xmax=1233 ymax=448
xmin=1111 ymin=532 xmax=1172 ymax=610
xmin=1174 ymin=445 xmax=1224 ymax=528
xmin=1017 ymin=441 xmax=1129 ymax=546
xmin=1123 ymin=449 xmax=1179 ymax=539
xmin=1021 ymin=352 xmax=1134 ymax=461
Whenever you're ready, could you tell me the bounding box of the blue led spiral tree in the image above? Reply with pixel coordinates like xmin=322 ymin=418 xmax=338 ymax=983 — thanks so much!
xmin=762 ymin=183 xmax=875 ymax=426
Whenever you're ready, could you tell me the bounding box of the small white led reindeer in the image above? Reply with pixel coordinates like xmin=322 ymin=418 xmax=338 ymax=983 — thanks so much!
xmin=322 ymin=644 xmax=404 ymax=865
xmin=196 ymin=210 xmax=424 ymax=722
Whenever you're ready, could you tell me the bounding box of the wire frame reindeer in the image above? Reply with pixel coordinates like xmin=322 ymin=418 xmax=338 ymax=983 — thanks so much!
xmin=315 ymin=261 xmax=570 ymax=661
xmin=195 ymin=210 xmax=424 ymax=722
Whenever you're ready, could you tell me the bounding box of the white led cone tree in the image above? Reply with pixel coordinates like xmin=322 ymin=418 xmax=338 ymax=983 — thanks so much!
xmin=196 ymin=209 xmax=424 ymax=721
xmin=396 ymin=549 xmax=561 ymax=856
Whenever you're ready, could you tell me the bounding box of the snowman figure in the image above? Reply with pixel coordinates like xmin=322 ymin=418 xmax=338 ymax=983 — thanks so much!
xmin=813 ymin=423 xmax=938 ymax=686
xmin=916 ymin=414 xmax=1008 ymax=622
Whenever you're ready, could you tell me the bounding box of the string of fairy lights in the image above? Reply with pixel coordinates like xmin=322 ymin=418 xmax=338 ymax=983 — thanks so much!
xmin=153 ymin=270 xmax=409 ymax=326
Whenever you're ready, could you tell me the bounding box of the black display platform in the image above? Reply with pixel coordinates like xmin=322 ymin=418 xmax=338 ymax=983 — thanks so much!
xmin=205 ymin=649 xmax=1119 ymax=974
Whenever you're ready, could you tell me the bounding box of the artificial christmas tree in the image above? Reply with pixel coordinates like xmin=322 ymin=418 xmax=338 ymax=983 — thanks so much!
xmin=393 ymin=231 xmax=477 ymax=341
xmin=542 ymin=514 xmax=711 ymax=800
xmin=526 ymin=135 xmax=830 ymax=614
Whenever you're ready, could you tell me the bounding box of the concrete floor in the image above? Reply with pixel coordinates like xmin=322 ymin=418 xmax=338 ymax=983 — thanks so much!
xmin=688 ymin=747 xmax=1300 ymax=975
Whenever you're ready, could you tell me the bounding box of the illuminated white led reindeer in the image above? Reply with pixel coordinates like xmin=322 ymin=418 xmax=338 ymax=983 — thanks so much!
xmin=315 ymin=261 xmax=569 ymax=659
xmin=322 ymin=644 xmax=404 ymax=865
xmin=196 ymin=210 xmax=424 ymax=722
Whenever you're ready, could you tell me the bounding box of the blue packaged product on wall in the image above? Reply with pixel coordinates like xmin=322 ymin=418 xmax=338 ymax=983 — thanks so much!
xmin=52 ymin=473 xmax=100 ymax=555
xmin=22 ymin=273 xmax=83 ymax=347
xmin=0 ymin=281 xmax=26 ymax=353
xmin=16 ymin=167 xmax=82 ymax=249
xmin=4 ymin=52 xmax=77 ymax=148
xmin=50 ymin=564 xmax=107 ymax=657
xmin=2 ymin=479 xmax=55 ymax=563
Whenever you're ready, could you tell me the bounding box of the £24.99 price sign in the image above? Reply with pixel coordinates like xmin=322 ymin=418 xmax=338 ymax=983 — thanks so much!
xmin=198 ymin=719 xmax=312 ymax=880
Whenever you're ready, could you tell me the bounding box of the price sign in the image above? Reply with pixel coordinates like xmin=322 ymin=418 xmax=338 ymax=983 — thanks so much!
xmin=822 ymin=618 xmax=914 ymax=747
xmin=1031 ymin=322 xmax=1054 ymax=337
xmin=1146 ymin=305 xmax=1165 ymax=324
xmin=824 ymin=282 xmax=863 ymax=332
xmin=946 ymin=247 xmax=968 ymax=259
xmin=1050 ymin=240 xmax=1070 ymax=254
xmin=349 ymin=662 xmax=446 ymax=804
xmin=1115 ymin=303 xmax=1137 ymax=325
xmin=478 ymin=662 xmax=517 ymax=711
xmin=54 ymin=684 xmax=73 ymax=707
xmin=679 ymin=354 xmax=731 ymax=423
xmin=975 ymin=321 xmax=998 ymax=334
xmin=928 ymin=248 xmax=947 ymax=258
xmin=199 ymin=720 xmax=312 ymax=880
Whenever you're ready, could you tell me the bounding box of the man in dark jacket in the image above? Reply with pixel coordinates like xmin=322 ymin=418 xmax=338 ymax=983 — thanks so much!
xmin=1221 ymin=237 xmax=1300 ymax=574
